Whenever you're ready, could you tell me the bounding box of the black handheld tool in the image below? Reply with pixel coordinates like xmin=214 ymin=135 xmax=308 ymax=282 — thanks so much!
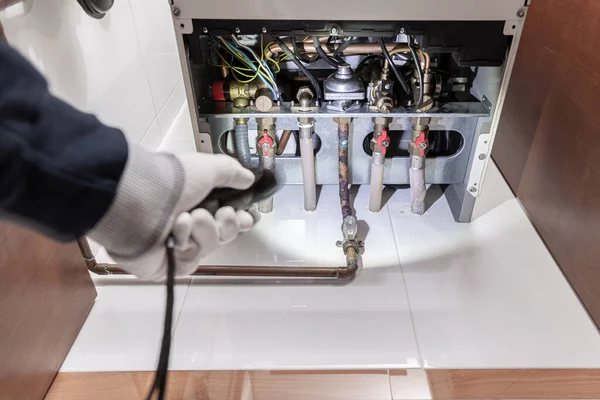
xmin=194 ymin=168 xmax=279 ymax=215
xmin=147 ymin=169 xmax=278 ymax=400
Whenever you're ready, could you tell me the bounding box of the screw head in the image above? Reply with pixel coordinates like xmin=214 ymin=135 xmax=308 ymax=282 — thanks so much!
xmin=172 ymin=7 xmax=180 ymax=16
xmin=235 ymin=27 xmax=241 ymax=34
xmin=202 ymin=27 xmax=208 ymax=34
xmin=261 ymin=142 xmax=270 ymax=150
xmin=262 ymin=27 xmax=267 ymax=33
xmin=400 ymin=27 xmax=406 ymax=34
xmin=381 ymin=140 xmax=390 ymax=148
xmin=330 ymin=27 xmax=338 ymax=35
xmin=341 ymin=139 xmax=348 ymax=147
xmin=517 ymin=8 xmax=525 ymax=18
xmin=469 ymin=187 xmax=477 ymax=193
xmin=384 ymin=83 xmax=391 ymax=90
xmin=419 ymin=142 xmax=427 ymax=149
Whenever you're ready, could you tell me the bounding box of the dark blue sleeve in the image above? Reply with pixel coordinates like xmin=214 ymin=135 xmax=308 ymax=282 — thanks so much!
xmin=0 ymin=41 xmax=128 ymax=241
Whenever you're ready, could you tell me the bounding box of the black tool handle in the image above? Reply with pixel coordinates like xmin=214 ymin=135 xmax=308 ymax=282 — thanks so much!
xmin=193 ymin=169 xmax=278 ymax=215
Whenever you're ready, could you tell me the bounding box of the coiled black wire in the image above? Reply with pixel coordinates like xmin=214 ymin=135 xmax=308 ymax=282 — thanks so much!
xmin=408 ymin=35 xmax=424 ymax=111
xmin=292 ymin=37 xmax=318 ymax=64
xmin=378 ymin=37 xmax=411 ymax=95
xmin=274 ymin=37 xmax=322 ymax=103
xmin=312 ymin=36 xmax=339 ymax=68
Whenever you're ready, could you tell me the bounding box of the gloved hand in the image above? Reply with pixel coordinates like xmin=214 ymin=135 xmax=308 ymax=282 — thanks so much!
xmin=89 ymin=147 xmax=257 ymax=281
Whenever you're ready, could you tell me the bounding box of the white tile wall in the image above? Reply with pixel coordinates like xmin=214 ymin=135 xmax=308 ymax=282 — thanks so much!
xmin=2 ymin=0 xmax=184 ymax=150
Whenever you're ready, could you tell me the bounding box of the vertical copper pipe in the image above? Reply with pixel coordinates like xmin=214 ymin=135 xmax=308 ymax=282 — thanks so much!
xmin=337 ymin=120 xmax=352 ymax=218
xmin=276 ymin=130 xmax=293 ymax=156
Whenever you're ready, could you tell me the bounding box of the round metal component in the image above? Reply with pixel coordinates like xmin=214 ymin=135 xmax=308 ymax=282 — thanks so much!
xmin=202 ymin=27 xmax=208 ymax=34
xmin=323 ymin=64 xmax=365 ymax=101
xmin=255 ymin=95 xmax=273 ymax=112
xmin=469 ymin=187 xmax=477 ymax=193
xmin=235 ymin=27 xmax=241 ymax=33
xmin=232 ymin=97 xmax=249 ymax=108
xmin=262 ymin=27 xmax=267 ymax=33
xmin=478 ymin=153 xmax=486 ymax=160
xmin=419 ymin=142 xmax=428 ymax=150
xmin=381 ymin=140 xmax=390 ymax=148
xmin=517 ymin=8 xmax=525 ymax=18
xmin=331 ymin=27 xmax=338 ymax=35
xmin=172 ymin=7 xmax=180 ymax=16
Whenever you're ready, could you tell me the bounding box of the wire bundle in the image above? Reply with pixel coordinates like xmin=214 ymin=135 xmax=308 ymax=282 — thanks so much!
xmin=215 ymin=35 xmax=280 ymax=100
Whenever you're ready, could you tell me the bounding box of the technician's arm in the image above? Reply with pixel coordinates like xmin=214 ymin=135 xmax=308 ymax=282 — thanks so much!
xmin=0 ymin=41 xmax=256 ymax=280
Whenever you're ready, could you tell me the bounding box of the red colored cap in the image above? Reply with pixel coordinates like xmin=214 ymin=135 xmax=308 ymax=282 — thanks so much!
xmin=212 ymin=81 xmax=226 ymax=101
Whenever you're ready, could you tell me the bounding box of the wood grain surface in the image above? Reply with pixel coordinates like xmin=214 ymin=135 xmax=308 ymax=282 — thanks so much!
xmin=0 ymin=222 xmax=96 ymax=400
xmin=493 ymin=0 xmax=600 ymax=326
xmin=428 ymin=369 xmax=600 ymax=399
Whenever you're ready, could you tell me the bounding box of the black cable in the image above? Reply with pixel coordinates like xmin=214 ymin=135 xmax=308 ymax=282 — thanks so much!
xmin=292 ymin=37 xmax=318 ymax=64
xmin=378 ymin=37 xmax=411 ymax=95
xmin=146 ymin=237 xmax=176 ymax=400
xmin=356 ymin=54 xmax=385 ymax=72
xmin=312 ymin=36 xmax=339 ymax=68
xmin=407 ymin=35 xmax=424 ymax=111
xmin=333 ymin=36 xmax=352 ymax=58
xmin=274 ymin=37 xmax=322 ymax=103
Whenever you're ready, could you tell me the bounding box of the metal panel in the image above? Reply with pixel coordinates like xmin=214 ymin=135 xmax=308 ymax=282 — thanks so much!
xmin=208 ymin=116 xmax=480 ymax=185
xmin=171 ymin=0 xmax=526 ymax=22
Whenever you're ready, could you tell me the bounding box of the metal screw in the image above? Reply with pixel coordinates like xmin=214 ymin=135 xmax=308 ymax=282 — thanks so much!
xmin=330 ymin=27 xmax=338 ymax=35
xmin=336 ymin=241 xmax=343 ymax=247
xmin=400 ymin=27 xmax=406 ymax=34
xmin=235 ymin=27 xmax=241 ymax=34
xmin=384 ymin=83 xmax=391 ymax=90
xmin=341 ymin=139 xmax=348 ymax=147
xmin=517 ymin=8 xmax=525 ymax=18
xmin=381 ymin=140 xmax=390 ymax=148
xmin=262 ymin=143 xmax=270 ymax=150
xmin=172 ymin=7 xmax=180 ymax=16
xmin=261 ymin=27 xmax=267 ymax=33
xmin=469 ymin=187 xmax=477 ymax=193
xmin=290 ymin=100 xmax=295 ymax=106
xmin=419 ymin=142 xmax=427 ymax=150
xmin=202 ymin=27 xmax=208 ymax=34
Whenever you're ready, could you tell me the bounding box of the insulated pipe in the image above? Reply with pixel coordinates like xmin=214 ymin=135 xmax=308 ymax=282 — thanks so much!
xmin=257 ymin=118 xmax=277 ymax=214
xmin=408 ymin=117 xmax=431 ymax=215
xmin=368 ymin=118 xmax=391 ymax=212
xmin=298 ymin=118 xmax=317 ymax=211
xmin=258 ymin=154 xmax=274 ymax=213
xmin=234 ymin=118 xmax=251 ymax=168
xmin=409 ymin=156 xmax=426 ymax=215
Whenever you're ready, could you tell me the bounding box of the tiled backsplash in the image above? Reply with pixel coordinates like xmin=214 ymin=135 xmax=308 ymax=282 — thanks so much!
xmin=1 ymin=0 xmax=184 ymax=150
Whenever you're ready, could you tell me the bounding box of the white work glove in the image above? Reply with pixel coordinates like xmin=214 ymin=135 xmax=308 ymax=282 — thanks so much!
xmin=89 ymin=146 xmax=257 ymax=281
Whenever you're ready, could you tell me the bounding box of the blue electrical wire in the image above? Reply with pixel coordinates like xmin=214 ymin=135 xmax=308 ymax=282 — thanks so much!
xmin=218 ymin=37 xmax=279 ymax=100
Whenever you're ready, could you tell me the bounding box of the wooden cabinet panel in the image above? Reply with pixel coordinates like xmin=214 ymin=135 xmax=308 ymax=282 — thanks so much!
xmin=0 ymin=222 xmax=96 ymax=400
xmin=494 ymin=0 xmax=600 ymax=327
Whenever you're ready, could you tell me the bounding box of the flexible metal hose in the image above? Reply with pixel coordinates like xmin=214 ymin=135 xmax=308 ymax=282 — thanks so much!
xmin=234 ymin=122 xmax=252 ymax=168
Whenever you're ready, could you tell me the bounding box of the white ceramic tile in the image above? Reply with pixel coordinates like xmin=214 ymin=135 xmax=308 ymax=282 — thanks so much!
xmin=158 ymin=140 xmax=197 ymax=153
xmin=163 ymin=101 xmax=195 ymax=142
xmin=3 ymin=0 xmax=156 ymax=144
xmin=139 ymin=118 xmax=162 ymax=151
xmin=129 ymin=0 xmax=182 ymax=112
xmin=389 ymin=186 xmax=600 ymax=368
xmin=60 ymin=279 xmax=190 ymax=372
xmin=157 ymin=80 xmax=186 ymax=136
xmin=170 ymin=185 xmax=420 ymax=370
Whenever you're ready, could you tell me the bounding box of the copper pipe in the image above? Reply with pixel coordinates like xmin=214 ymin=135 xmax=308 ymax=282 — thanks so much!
xmin=77 ymin=238 xmax=358 ymax=280
xmin=337 ymin=120 xmax=352 ymax=218
xmin=88 ymin=263 xmax=357 ymax=280
xmin=276 ymin=130 xmax=294 ymax=156
xmin=268 ymin=41 xmax=430 ymax=70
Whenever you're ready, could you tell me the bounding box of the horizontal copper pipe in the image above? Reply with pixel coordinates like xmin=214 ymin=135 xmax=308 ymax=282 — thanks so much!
xmin=90 ymin=263 xmax=358 ymax=280
xmin=267 ymin=42 xmax=398 ymax=58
